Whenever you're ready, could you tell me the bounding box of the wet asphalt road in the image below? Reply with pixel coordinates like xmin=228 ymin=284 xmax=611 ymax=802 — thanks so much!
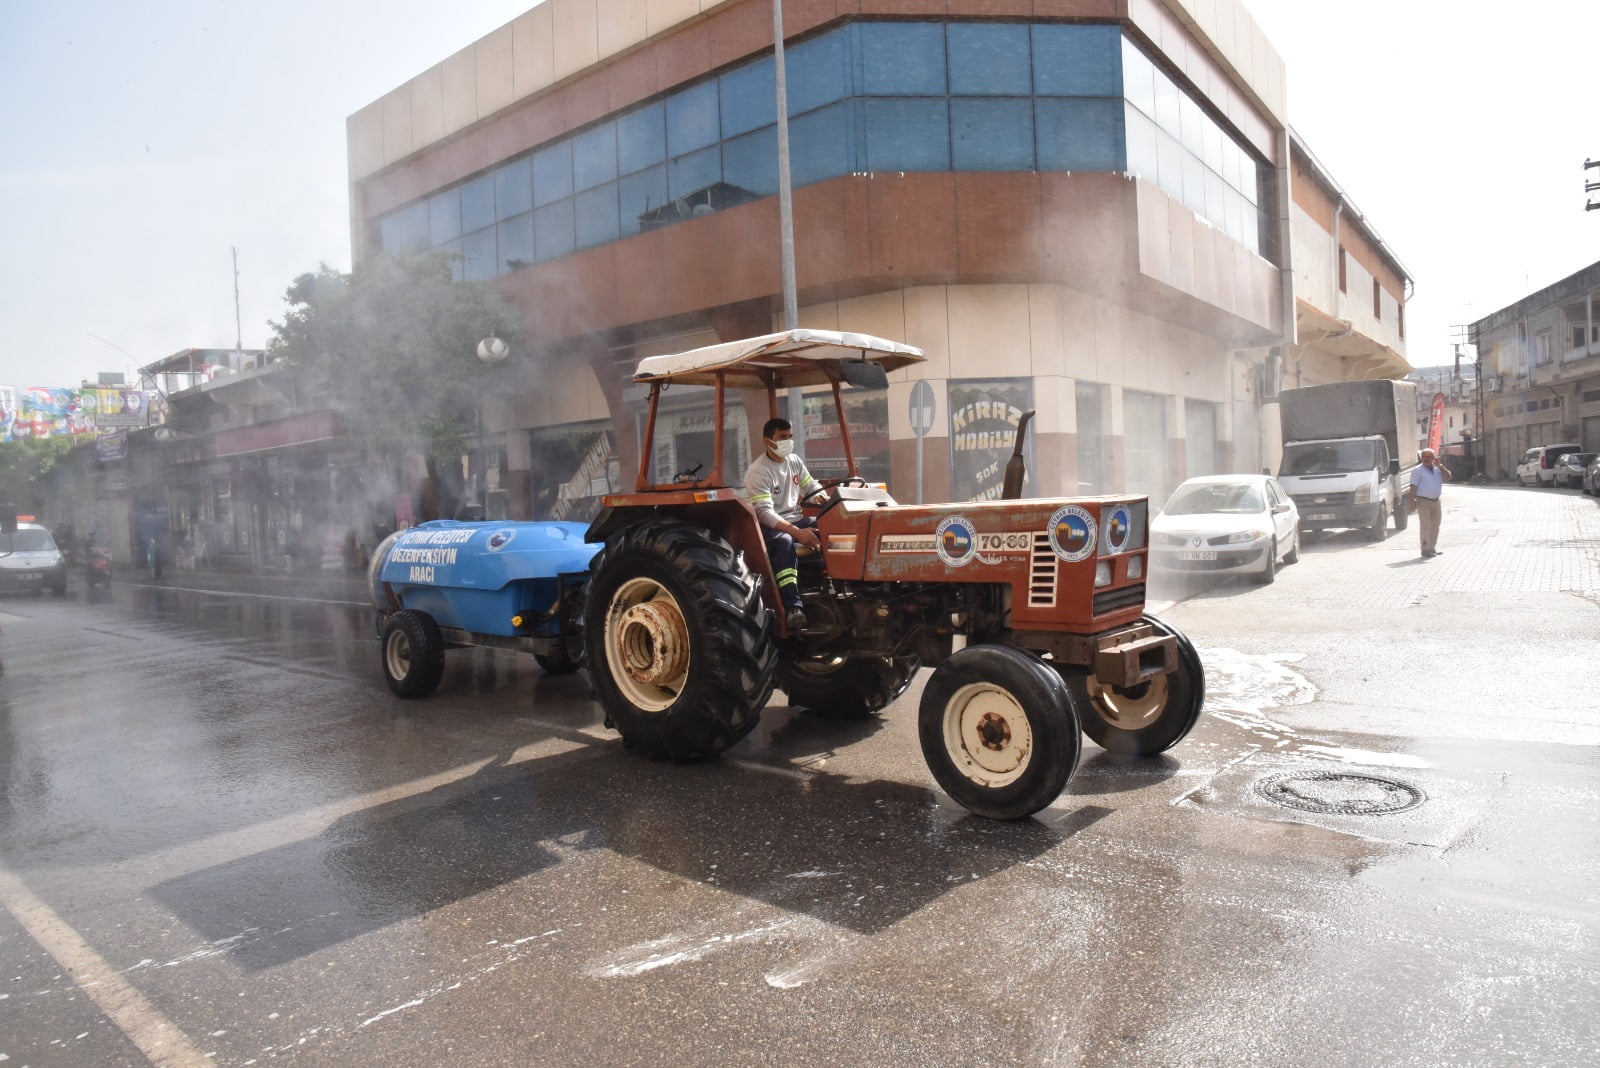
xmin=0 ymin=484 xmax=1596 ymax=1066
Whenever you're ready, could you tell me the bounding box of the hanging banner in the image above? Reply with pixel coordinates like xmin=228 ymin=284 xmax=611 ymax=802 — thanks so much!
xmin=94 ymin=429 xmax=129 ymax=461
xmin=1427 ymin=392 xmax=1445 ymax=454
xmin=0 ymin=385 xmax=151 ymax=440
xmin=948 ymin=379 xmax=1034 ymax=502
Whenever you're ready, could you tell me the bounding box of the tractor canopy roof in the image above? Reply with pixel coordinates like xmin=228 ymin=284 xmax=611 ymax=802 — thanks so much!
xmin=632 ymin=329 xmax=925 ymax=390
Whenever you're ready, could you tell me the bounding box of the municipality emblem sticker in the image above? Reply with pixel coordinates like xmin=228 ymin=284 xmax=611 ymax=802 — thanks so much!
xmin=1047 ymin=505 xmax=1096 ymax=562
xmin=935 ymin=515 xmax=978 ymax=568
xmin=1103 ymin=504 xmax=1133 ymax=554
xmin=486 ymin=528 xmax=517 ymax=551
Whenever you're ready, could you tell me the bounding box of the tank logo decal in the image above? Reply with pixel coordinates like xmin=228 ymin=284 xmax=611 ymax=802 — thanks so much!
xmin=486 ymin=528 xmax=517 ymax=551
xmin=1047 ymin=505 xmax=1096 ymax=562
xmin=936 ymin=516 xmax=978 ymax=568
xmin=1103 ymin=505 xmax=1132 ymax=554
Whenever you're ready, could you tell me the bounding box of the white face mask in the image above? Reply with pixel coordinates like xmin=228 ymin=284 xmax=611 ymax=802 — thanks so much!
xmin=770 ymin=438 xmax=794 ymax=459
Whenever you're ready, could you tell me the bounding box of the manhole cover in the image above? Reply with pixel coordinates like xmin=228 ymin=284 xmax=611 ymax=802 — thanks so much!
xmin=1253 ymin=771 xmax=1424 ymax=815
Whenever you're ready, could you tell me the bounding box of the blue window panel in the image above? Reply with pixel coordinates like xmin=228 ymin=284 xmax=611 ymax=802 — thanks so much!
xmin=497 ymin=211 xmax=534 ymax=271
xmin=951 ymin=98 xmax=1034 ymax=171
xmin=428 ymin=189 xmax=461 ymax=245
xmin=864 ymin=98 xmax=949 ymax=171
xmin=667 ymin=81 xmax=720 ymax=157
xmin=575 ymin=184 xmax=620 ymax=250
xmin=948 ymin=24 xmax=1030 ymax=96
xmin=380 ymin=201 xmax=430 ymax=252
xmin=461 ymin=226 xmax=498 ymax=281
xmin=1036 ymin=98 xmax=1125 ymax=172
xmin=1123 ymin=103 xmax=1159 ymax=180
xmin=789 ymin=102 xmax=853 ymax=187
xmin=460 ymin=174 xmax=496 ymax=234
xmin=1121 ymin=36 xmax=1156 ymax=118
xmin=572 ymin=123 xmax=618 ymax=192
xmin=617 ymin=103 xmax=666 ymax=175
xmin=1033 ymin=24 xmax=1121 ymax=96
xmin=534 ymin=200 xmax=575 ymax=261
xmin=668 ymin=145 xmax=722 ymax=199
xmin=438 ymin=238 xmax=464 ymax=280
xmin=494 ymin=158 xmax=532 ymax=220
xmin=618 ymin=165 xmax=668 ymax=235
xmin=788 ymin=28 xmax=850 ymax=114
xmin=721 ymin=125 xmax=779 ymax=197
xmin=721 ymin=58 xmax=775 ymax=138
xmin=858 ymin=23 xmax=946 ymax=96
xmin=533 ymin=142 xmax=573 ymax=207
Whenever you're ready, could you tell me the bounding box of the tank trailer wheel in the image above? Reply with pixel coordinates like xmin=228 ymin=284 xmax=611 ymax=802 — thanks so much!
xmin=381 ymin=609 xmax=446 ymax=698
xmin=917 ymin=645 xmax=1082 ymax=820
xmin=1063 ymin=615 xmax=1205 ymax=756
xmin=584 ymin=522 xmax=778 ymax=759
xmin=780 ymin=654 xmax=919 ymax=719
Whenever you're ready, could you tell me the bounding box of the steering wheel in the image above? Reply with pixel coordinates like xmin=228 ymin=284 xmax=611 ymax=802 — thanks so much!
xmin=811 ymin=476 xmax=869 ymax=521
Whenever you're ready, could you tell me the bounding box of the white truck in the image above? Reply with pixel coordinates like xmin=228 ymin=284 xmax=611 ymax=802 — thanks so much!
xmin=1276 ymin=379 xmax=1419 ymax=541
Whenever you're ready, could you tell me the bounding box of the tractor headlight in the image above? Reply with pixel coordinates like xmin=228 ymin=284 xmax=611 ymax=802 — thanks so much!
xmin=1094 ymin=560 xmax=1112 ymax=587
xmin=1127 ymin=556 xmax=1143 ymax=580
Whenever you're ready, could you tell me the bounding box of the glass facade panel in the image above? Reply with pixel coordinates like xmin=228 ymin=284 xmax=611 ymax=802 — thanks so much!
xmin=494 ymin=158 xmax=532 ymax=219
xmin=667 ymin=81 xmax=720 ymax=157
xmin=460 ymin=174 xmax=496 ymax=233
xmin=721 ymin=125 xmax=780 ymax=197
xmin=952 ymin=98 xmax=1033 ymax=171
xmin=1037 ymin=98 xmax=1124 ymax=171
xmin=668 ymin=145 xmax=722 ymax=199
xmin=787 ymin=29 xmax=849 ymax=114
xmin=572 ymin=123 xmax=618 ymax=191
xmin=1120 ymin=36 xmax=1155 ymax=116
xmin=532 ymin=141 xmax=573 ymax=206
xmin=721 ymin=59 xmax=776 ymax=137
xmin=534 ymin=200 xmax=574 ymax=261
xmin=1123 ymin=103 xmax=1158 ymax=179
xmin=1033 ymin=24 xmax=1122 ymax=96
xmin=858 ymin=23 xmax=946 ymax=96
xmin=789 ymin=102 xmax=853 ymax=187
xmin=864 ymin=98 xmax=949 ymax=171
xmin=461 ymin=226 xmax=497 ymax=281
xmin=428 ymin=190 xmax=461 ymax=244
xmin=948 ymin=24 xmax=1031 ymax=95
xmin=617 ymin=103 xmax=666 ymax=175
xmin=618 ymin=165 xmax=669 ymax=235
xmin=574 ymin=183 xmax=620 ymax=249
xmin=381 ymin=201 xmax=430 ymax=252
xmin=497 ymin=212 xmax=534 ymax=271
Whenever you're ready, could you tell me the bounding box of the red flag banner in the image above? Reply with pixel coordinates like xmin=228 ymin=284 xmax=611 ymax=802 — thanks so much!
xmin=1427 ymin=393 xmax=1446 ymax=454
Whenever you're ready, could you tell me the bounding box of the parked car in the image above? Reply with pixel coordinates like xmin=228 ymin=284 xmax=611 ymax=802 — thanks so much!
xmin=1150 ymin=474 xmax=1300 ymax=585
xmin=1551 ymin=452 xmax=1596 ymax=489
xmin=1516 ymin=443 xmax=1582 ymax=486
xmin=0 ymin=523 xmax=69 ymax=596
xmin=1585 ymin=455 xmax=1600 ymax=496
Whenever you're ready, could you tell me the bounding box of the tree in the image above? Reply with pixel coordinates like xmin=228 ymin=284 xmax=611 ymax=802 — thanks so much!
xmin=268 ymin=251 xmax=524 ymax=518
xmin=0 ymin=436 xmax=78 ymax=520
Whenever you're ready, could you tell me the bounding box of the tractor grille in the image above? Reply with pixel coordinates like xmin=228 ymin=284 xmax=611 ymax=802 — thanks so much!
xmin=1028 ymin=533 xmax=1057 ymax=607
xmin=1094 ymin=583 xmax=1145 ymax=616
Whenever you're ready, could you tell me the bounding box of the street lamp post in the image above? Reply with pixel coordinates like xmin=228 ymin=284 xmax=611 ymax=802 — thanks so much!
xmin=474 ymin=337 xmax=510 ymax=516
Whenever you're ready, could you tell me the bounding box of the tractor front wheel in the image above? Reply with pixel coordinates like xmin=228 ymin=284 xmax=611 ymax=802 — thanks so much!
xmin=917 ymin=645 xmax=1081 ymax=820
xmin=1061 ymin=615 xmax=1204 ymax=756
xmin=584 ymin=522 xmax=778 ymax=759
xmin=780 ymin=654 xmax=919 ymax=719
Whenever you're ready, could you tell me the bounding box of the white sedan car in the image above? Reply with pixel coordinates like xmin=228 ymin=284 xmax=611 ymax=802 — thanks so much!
xmin=1149 ymin=474 xmax=1300 ymax=585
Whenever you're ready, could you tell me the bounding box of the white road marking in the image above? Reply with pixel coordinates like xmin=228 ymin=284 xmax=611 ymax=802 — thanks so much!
xmin=0 ymin=867 xmax=211 ymax=1068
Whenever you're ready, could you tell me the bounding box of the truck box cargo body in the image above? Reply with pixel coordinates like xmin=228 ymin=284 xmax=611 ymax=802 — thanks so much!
xmin=1277 ymin=380 xmax=1419 ymax=539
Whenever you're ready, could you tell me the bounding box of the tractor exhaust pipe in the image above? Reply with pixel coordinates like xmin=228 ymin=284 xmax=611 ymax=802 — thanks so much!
xmin=1001 ymin=410 xmax=1035 ymax=500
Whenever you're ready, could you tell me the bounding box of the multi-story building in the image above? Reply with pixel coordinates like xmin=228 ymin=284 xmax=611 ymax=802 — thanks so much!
xmin=1471 ymin=259 xmax=1600 ymax=478
xmin=346 ymin=0 xmax=1410 ymax=519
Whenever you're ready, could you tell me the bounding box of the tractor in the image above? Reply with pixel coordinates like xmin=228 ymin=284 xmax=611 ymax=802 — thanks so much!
xmin=582 ymin=329 xmax=1205 ymax=819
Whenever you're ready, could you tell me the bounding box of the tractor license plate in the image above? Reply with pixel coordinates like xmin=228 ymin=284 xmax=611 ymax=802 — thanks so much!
xmin=1177 ymin=551 xmax=1217 ymax=561
xmin=1306 ymin=513 xmax=1335 ymax=521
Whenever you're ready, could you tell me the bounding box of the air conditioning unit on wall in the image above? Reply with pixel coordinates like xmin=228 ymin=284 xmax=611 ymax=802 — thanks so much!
xmin=1484 ymin=376 xmax=1503 ymax=392
xmin=1262 ymin=353 xmax=1282 ymax=399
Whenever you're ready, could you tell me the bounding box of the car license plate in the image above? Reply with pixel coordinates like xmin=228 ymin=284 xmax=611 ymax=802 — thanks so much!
xmin=1306 ymin=513 xmax=1335 ymax=521
xmin=1177 ymin=551 xmax=1218 ymax=561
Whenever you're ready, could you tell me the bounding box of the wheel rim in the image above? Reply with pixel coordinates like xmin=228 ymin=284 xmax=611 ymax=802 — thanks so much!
xmin=940 ymin=682 xmax=1033 ymax=788
xmin=1084 ymin=671 xmax=1169 ymax=731
xmin=605 ymin=576 xmax=690 ymax=712
xmin=385 ymin=629 xmax=412 ymax=680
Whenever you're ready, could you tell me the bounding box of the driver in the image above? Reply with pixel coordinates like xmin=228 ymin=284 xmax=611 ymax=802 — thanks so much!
xmin=743 ymin=417 xmax=821 ymax=631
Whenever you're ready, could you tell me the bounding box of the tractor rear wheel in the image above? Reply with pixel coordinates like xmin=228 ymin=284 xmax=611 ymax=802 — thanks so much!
xmin=381 ymin=610 xmax=446 ymax=698
xmin=584 ymin=522 xmax=777 ymax=759
xmin=1062 ymin=615 xmax=1204 ymax=756
xmin=917 ymin=644 xmax=1081 ymax=820
xmin=780 ymin=654 xmax=919 ymax=719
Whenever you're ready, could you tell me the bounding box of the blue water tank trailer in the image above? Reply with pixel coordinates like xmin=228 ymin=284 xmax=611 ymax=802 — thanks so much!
xmin=368 ymin=520 xmax=600 ymax=697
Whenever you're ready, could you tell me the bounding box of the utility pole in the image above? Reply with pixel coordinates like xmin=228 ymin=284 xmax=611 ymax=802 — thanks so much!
xmin=1586 ymin=158 xmax=1600 ymax=212
xmin=772 ymin=0 xmax=805 ymax=450
xmin=232 ymin=246 xmax=244 ymax=367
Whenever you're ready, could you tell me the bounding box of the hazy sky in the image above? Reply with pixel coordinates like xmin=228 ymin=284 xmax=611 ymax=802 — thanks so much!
xmin=2 ymin=1 xmax=1595 ymax=388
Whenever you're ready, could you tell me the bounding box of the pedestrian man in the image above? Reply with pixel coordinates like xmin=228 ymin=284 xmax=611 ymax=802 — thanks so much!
xmin=743 ymin=417 xmax=822 ymax=630
xmin=1409 ymin=448 xmax=1451 ymax=558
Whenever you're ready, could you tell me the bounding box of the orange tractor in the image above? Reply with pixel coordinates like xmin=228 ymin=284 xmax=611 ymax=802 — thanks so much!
xmin=583 ymin=330 xmax=1204 ymax=819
